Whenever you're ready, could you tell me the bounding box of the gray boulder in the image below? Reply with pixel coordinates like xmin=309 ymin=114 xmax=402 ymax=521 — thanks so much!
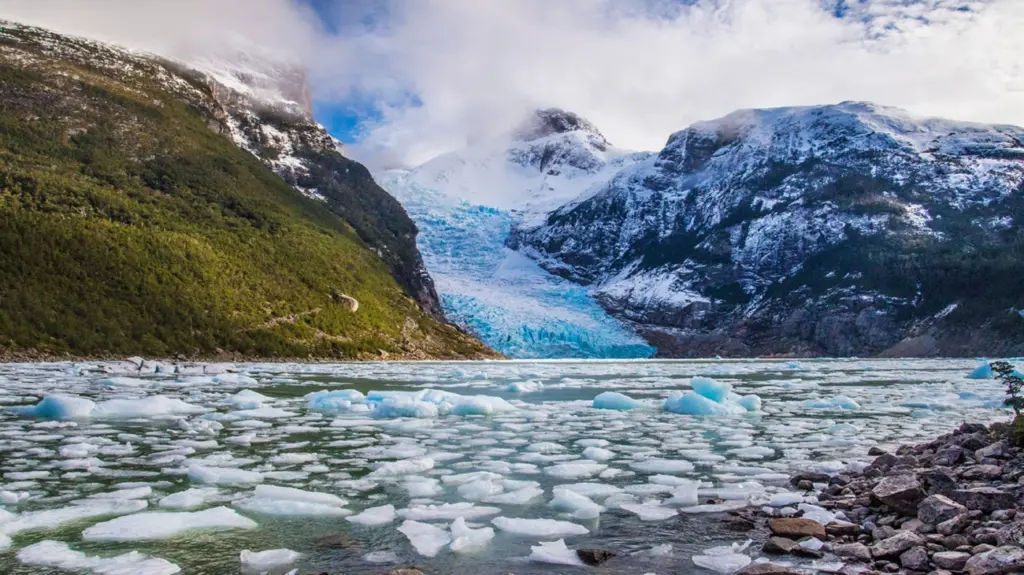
xmin=918 ymin=494 xmax=968 ymax=525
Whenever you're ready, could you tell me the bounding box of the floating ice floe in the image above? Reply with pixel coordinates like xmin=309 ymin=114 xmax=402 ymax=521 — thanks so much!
xmin=11 ymin=394 xmax=206 ymax=420
xmin=549 ymin=487 xmax=603 ymax=520
xmin=450 ymin=517 xmax=495 ymax=553
xmin=628 ymin=458 xmax=694 ymax=475
xmin=346 ymin=504 xmax=397 ymax=526
xmin=17 ymin=540 xmax=181 ymax=575
xmin=240 ymin=549 xmax=300 ymax=571
xmin=0 ymin=499 xmax=148 ymax=536
xmin=188 ymin=464 xmax=263 ymax=485
xmin=235 ymin=484 xmax=350 ymax=517
xmin=224 ymin=389 xmax=275 ymax=410
xmin=663 ymin=377 xmax=761 ymax=415
xmin=802 ymin=396 xmax=861 ymax=410
xmin=158 ymin=487 xmax=221 ymax=510
xmin=398 ymin=519 xmax=451 ymax=557
xmin=592 ymin=391 xmax=643 ymax=410
xmin=491 ymin=516 xmax=589 ymax=538
xmin=507 ymin=380 xmax=544 ymax=393
xmin=530 ymin=539 xmax=585 ymax=566
xmin=691 ymin=540 xmax=753 ymax=574
xmin=82 ymin=506 xmax=257 ymax=541
xmin=399 ymin=502 xmax=501 ymax=521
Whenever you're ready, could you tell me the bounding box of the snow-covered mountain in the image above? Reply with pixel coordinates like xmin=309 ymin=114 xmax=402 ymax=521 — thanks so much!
xmin=379 ymin=109 xmax=655 ymax=358
xmin=512 ymin=102 xmax=1024 ymax=357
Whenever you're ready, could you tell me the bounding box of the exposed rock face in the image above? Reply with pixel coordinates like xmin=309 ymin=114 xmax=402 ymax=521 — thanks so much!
xmin=513 ymin=102 xmax=1024 ymax=357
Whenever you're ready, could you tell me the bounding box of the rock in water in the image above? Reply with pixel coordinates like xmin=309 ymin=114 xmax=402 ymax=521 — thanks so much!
xmin=576 ymin=548 xmax=616 ymax=566
xmin=918 ymin=494 xmax=968 ymax=525
xmin=871 ymin=474 xmax=924 ymax=515
xmin=768 ymin=518 xmax=826 ymax=539
xmin=762 ymin=537 xmax=798 ymax=555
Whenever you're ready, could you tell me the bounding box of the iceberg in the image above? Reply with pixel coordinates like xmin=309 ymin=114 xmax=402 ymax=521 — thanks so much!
xmin=11 ymin=394 xmax=95 ymax=419
xmin=592 ymin=391 xmax=643 ymax=410
xmin=305 ymin=389 xmax=368 ymax=411
xmin=549 ymin=487 xmax=602 ymax=520
xmin=346 ymin=504 xmax=397 ymax=526
xmin=967 ymin=361 xmax=994 ymax=379
xmin=663 ymin=378 xmax=761 ymax=415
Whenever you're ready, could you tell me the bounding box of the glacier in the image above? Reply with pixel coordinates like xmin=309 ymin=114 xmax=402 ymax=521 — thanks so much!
xmin=377 ymin=114 xmax=655 ymax=359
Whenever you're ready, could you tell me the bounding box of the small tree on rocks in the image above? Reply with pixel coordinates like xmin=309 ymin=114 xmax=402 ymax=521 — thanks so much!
xmin=991 ymin=361 xmax=1024 ymax=416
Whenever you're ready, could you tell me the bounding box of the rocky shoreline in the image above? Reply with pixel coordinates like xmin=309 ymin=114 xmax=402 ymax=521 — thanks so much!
xmin=732 ymin=422 xmax=1024 ymax=575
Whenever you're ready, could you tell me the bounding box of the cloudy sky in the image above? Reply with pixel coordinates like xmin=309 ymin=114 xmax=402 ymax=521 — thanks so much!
xmin=2 ymin=0 xmax=1022 ymax=167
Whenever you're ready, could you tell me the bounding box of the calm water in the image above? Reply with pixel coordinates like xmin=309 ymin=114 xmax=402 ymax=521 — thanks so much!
xmin=0 ymin=359 xmax=1010 ymax=574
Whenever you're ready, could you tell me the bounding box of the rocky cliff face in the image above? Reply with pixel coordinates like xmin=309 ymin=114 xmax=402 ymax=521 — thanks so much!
xmin=512 ymin=103 xmax=1024 ymax=357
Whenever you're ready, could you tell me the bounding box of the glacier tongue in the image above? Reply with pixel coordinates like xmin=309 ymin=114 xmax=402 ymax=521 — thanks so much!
xmin=378 ymin=170 xmax=653 ymax=359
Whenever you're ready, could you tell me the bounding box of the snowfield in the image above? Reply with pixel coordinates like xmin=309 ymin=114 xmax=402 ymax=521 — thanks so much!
xmin=0 ymin=358 xmax=1012 ymax=573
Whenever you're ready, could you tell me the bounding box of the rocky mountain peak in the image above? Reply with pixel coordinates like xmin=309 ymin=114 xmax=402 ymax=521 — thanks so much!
xmin=513 ymin=108 xmax=607 ymax=144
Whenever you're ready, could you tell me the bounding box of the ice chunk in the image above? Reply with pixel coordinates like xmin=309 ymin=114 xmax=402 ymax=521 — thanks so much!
xmin=768 ymin=493 xmax=805 ymax=507
xmin=664 ymin=480 xmax=700 ymax=507
xmin=93 ymin=396 xmax=206 ymax=418
xmin=158 ymin=488 xmax=219 ymax=510
xmin=399 ymin=502 xmax=501 ymax=521
xmin=691 ymin=552 xmax=752 ymax=574
xmin=367 ymin=457 xmax=434 ymax=478
xmin=802 ymin=396 xmax=860 ymax=410
xmin=12 ymin=394 xmax=95 ymax=419
xmin=305 ymin=389 xmax=367 ymax=411
xmin=555 ymin=482 xmax=624 ymax=499
xmin=621 ymin=502 xmax=678 ymax=521
xmin=363 ymin=551 xmax=400 ymax=563
xmin=506 ymin=380 xmax=543 ymax=393
xmin=735 ymin=395 xmax=762 ymax=412
xmin=224 ymin=390 xmax=273 ymax=410
xmin=82 ymin=506 xmax=257 ymax=541
xmin=236 ymin=497 xmax=351 ymax=517
xmin=549 ymin=487 xmax=602 ymax=520
xmin=366 ymin=389 xmax=516 ymax=418
xmin=967 ymin=361 xmax=994 ymax=379
xmin=629 ymin=458 xmax=694 ymax=475
xmin=530 ymin=539 xmax=585 ymax=566
xmin=491 ymin=516 xmax=589 ymax=538
xmin=240 ymin=549 xmax=300 ymax=571
xmin=398 ymin=520 xmax=451 ymax=557
xmin=664 ymin=392 xmax=746 ymax=415
xmin=0 ymin=499 xmax=148 ymax=536
xmin=346 ymin=504 xmax=396 ymax=526
xmin=403 ymin=478 xmax=443 ymax=498
xmin=458 ymin=478 xmax=504 ymax=501
xmin=0 ymin=533 xmax=9 ymax=551
xmin=592 ymin=391 xmax=643 ymax=410
xmin=582 ymin=446 xmax=615 ymax=461
xmin=17 ymin=540 xmax=180 ymax=575
xmin=253 ymin=485 xmax=347 ymax=507
xmin=450 ymin=516 xmax=495 ymax=553
xmin=96 ymin=376 xmax=150 ymax=388
xmin=544 ymin=461 xmax=607 ymax=479
xmin=188 ymin=464 xmax=263 ymax=485
xmin=691 ymin=377 xmax=732 ymax=402
xmin=483 ymin=486 xmax=544 ymax=505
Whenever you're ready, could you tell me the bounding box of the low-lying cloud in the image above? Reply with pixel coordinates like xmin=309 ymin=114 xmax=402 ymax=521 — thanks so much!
xmin=3 ymin=0 xmax=1022 ymax=167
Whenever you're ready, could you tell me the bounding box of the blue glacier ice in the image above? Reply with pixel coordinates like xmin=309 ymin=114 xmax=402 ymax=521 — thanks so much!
xmin=592 ymin=391 xmax=644 ymax=410
xmin=379 ymin=172 xmax=654 ymax=359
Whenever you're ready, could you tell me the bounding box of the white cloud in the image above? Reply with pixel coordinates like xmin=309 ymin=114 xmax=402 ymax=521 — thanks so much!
xmin=2 ymin=0 xmax=1022 ymax=168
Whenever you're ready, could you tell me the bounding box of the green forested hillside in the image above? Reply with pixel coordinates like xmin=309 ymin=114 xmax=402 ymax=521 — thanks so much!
xmin=0 ymin=24 xmax=495 ymax=359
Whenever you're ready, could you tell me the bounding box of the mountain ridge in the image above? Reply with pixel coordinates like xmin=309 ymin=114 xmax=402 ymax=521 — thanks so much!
xmin=0 ymin=20 xmax=495 ymax=359
xmin=512 ymin=101 xmax=1024 ymax=357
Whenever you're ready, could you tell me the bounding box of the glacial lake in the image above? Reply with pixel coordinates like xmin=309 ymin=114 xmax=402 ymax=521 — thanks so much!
xmin=0 ymin=359 xmax=1011 ymax=574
